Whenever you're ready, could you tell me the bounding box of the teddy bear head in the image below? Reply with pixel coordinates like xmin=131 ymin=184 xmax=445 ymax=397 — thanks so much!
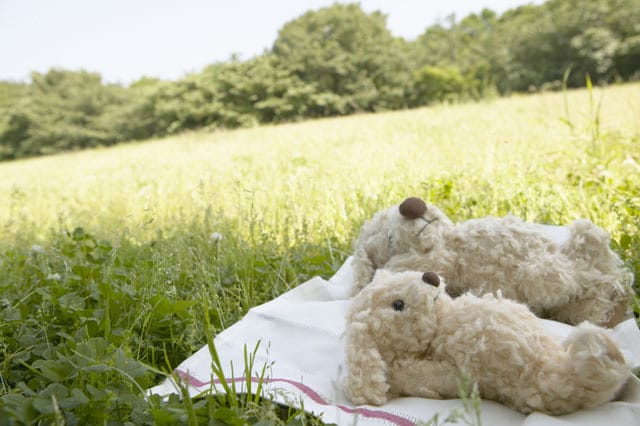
xmin=344 ymin=269 xmax=447 ymax=404
xmin=351 ymin=197 xmax=452 ymax=293
xmin=347 ymin=269 xmax=446 ymax=356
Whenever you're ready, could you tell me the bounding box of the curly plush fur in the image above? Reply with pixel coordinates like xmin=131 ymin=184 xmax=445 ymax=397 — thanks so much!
xmin=351 ymin=197 xmax=632 ymax=327
xmin=344 ymin=270 xmax=630 ymax=415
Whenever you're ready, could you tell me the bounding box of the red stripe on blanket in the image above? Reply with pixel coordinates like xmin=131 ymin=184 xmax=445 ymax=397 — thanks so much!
xmin=175 ymin=369 xmax=415 ymax=426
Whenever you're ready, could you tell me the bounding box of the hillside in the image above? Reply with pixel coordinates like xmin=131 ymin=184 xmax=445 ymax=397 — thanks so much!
xmin=0 ymin=83 xmax=638 ymax=423
xmin=1 ymin=83 xmax=639 ymax=241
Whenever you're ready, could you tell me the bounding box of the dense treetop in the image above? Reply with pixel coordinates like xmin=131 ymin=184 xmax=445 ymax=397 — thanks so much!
xmin=1 ymin=0 xmax=639 ymax=160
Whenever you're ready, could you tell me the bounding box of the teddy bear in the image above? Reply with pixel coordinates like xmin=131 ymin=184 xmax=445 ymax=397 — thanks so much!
xmin=351 ymin=197 xmax=632 ymax=327
xmin=344 ymin=269 xmax=631 ymax=415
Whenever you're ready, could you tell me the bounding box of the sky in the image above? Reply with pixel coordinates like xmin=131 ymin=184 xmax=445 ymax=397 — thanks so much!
xmin=0 ymin=0 xmax=545 ymax=85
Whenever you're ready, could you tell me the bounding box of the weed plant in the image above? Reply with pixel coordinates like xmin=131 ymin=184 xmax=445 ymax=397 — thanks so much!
xmin=0 ymin=83 xmax=639 ymax=424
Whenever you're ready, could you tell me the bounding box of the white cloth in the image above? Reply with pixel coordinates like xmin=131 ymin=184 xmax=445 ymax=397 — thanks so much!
xmin=148 ymin=256 xmax=640 ymax=426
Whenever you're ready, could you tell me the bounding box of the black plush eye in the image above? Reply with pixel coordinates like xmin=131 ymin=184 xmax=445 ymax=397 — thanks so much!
xmin=392 ymin=299 xmax=405 ymax=311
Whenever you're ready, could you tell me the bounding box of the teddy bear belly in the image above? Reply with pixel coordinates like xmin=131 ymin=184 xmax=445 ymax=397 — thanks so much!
xmin=429 ymin=295 xmax=570 ymax=407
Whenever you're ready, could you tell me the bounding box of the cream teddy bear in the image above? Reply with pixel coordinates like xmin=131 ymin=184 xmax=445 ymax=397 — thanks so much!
xmin=344 ymin=270 xmax=631 ymax=415
xmin=351 ymin=197 xmax=632 ymax=327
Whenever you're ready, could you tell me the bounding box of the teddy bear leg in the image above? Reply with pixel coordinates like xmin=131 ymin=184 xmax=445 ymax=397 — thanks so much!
xmin=526 ymin=322 xmax=629 ymax=415
xmin=547 ymin=280 xmax=630 ymax=326
xmin=388 ymin=359 xmax=460 ymax=399
xmin=563 ymin=219 xmax=622 ymax=274
xmin=560 ymin=322 xmax=629 ymax=408
xmin=554 ymin=219 xmax=633 ymax=326
xmin=605 ymin=298 xmax=631 ymax=327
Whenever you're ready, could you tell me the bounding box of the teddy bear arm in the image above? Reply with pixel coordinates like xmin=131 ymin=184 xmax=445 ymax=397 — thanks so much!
xmin=516 ymin=265 xmax=583 ymax=312
xmin=351 ymin=248 xmax=377 ymax=296
xmin=389 ymin=359 xmax=459 ymax=399
xmin=344 ymin=360 xmax=390 ymax=405
xmin=344 ymin=321 xmax=392 ymax=405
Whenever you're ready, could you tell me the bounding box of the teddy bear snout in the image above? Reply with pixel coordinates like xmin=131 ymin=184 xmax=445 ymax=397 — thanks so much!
xmin=399 ymin=197 xmax=427 ymax=219
xmin=422 ymin=271 xmax=440 ymax=286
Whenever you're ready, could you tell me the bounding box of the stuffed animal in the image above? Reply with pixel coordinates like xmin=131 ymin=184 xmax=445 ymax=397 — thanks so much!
xmin=351 ymin=197 xmax=632 ymax=327
xmin=344 ymin=270 xmax=631 ymax=415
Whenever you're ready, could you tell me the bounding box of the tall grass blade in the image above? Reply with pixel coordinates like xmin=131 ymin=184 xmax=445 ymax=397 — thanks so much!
xmin=560 ymin=66 xmax=574 ymax=132
xmin=202 ymin=299 xmax=234 ymax=398
xmin=585 ymin=74 xmax=605 ymax=157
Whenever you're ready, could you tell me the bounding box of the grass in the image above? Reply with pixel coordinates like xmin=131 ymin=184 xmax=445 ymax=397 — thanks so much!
xmin=0 ymin=82 xmax=639 ymax=424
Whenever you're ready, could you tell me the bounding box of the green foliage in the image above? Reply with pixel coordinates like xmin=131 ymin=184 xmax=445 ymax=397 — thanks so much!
xmin=0 ymin=69 xmax=130 ymax=160
xmin=0 ymin=224 xmax=333 ymax=424
xmin=0 ymin=228 xmax=157 ymax=424
xmin=410 ymin=66 xmax=470 ymax=106
xmin=198 ymin=55 xmax=318 ymax=125
xmin=273 ymin=3 xmax=412 ymax=114
xmin=0 ymin=81 xmax=27 ymax=110
xmin=493 ymin=0 xmax=640 ymax=91
xmin=413 ymin=9 xmax=501 ymax=97
xmin=615 ymin=34 xmax=640 ymax=79
xmin=411 ymin=0 xmax=640 ymax=94
xmin=571 ymin=27 xmax=619 ymax=80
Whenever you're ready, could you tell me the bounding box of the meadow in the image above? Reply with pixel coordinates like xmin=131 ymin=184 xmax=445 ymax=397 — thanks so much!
xmin=0 ymin=83 xmax=639 ymax=424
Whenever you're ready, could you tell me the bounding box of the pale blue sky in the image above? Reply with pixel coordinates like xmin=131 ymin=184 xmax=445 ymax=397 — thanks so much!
xmin=0 ymin=0 xmax=544 ymax=84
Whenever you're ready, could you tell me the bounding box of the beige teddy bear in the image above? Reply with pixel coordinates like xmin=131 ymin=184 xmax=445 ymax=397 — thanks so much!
xmin=344 ymin=270 xmax=631 ymax=415
xmin=351 ymin=197 xmax=632 ymax=327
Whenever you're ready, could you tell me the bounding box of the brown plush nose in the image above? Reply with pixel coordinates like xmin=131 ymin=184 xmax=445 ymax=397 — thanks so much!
xmin=399 ymin=197 xmax=427 ymax=219
xmin=422 ymin=271 xmax=440 ymax=287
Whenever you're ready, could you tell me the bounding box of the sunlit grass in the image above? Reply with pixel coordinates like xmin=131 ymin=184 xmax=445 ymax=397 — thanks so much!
xmin=2 ymin=84 xmax=639 ymax=244
xmin=0 ymin=82 xmax=638 ymax=424
xmin=1 ymin=85 xmax=638 ymax=234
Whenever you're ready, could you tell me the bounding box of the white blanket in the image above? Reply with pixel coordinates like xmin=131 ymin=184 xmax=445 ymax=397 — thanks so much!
xmin=148 ymin=255 xmax=640 ymax=426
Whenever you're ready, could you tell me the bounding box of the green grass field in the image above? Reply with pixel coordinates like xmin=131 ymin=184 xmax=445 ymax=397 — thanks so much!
xmin=1 ymin=83 xmax=639 ymax=424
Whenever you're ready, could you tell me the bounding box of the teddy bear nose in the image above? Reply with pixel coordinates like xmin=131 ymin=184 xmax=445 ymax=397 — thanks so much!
xmin=399 ymin=197 xmax=427 ymax=219
xmin=422 ymin=271 xmax=440 ymax=287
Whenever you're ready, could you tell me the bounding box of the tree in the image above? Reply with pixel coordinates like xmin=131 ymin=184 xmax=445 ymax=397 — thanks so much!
xmin=615 ymin=35 xmax=640 ymax=78
xmin=571 ymin=27 xmax=619 ymax=81
xmin=410 ymin=66 xmax=469 ymax=106
xmin=272 ymin=3 xmax=412 ymax=114
xmin=495 ymin=0 xmax=637 ymax=90
xmin=414 ymin=9 xmax=502 ymax=96
xmin=0 ymin=69 xmax=127 ymax=159
xmin=198 ymin=55 xmax=317 ymax=124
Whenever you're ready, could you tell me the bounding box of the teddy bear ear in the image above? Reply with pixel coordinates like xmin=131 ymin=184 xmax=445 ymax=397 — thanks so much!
xmin=422 ymin=271 xmax=440 ymax=287
xmin=399 ymin=197 xmax=427 ymax=219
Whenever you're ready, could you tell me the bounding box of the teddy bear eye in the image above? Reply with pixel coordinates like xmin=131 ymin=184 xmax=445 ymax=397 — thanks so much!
xmin=392 ymin=299 xmax=405 ymax=311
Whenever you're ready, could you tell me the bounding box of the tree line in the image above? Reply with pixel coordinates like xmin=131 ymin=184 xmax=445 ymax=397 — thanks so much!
xmin=1 ymin=0 xmax=639 ymax=161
